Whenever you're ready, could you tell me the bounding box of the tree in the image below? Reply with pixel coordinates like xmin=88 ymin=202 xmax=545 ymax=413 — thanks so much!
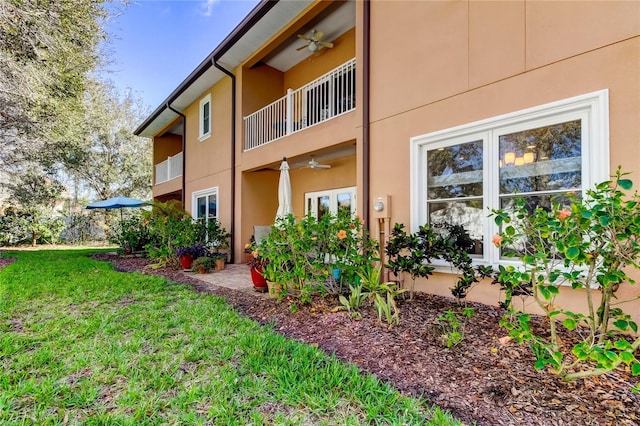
xmin=0 ymin=0 xmax=110 ymax=172
xmin=65 ymin=79 xmax=151 ymax=201
xmin=3 ymin=168 xmax=66 ymax=246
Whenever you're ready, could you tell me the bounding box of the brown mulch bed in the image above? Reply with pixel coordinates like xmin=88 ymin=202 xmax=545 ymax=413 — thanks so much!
xmin=4 ymin=253 xmax=639 ymax=425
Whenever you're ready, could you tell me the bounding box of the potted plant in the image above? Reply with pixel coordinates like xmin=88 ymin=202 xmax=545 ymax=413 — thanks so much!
xmin=175 ymin=245 xmax=208 ymax=271
xmin=212 ymin=252 xmax=227 ymax=271
xmin=191 ymin=256 xmax=213 ymax=274
xmin=247 ymin=249 xmax=268 ymax=292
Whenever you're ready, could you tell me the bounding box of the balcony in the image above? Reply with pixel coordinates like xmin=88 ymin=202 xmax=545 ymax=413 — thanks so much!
xmin=244 ymin=58 xmax=355 ymax=151
xmin=155 ymin=152 xmax=183 ymax=185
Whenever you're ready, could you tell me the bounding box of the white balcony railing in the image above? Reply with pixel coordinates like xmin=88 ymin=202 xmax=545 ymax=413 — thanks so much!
xmin=155 ymin=151 xmax=183 ymax=185
xmin=244 ymin=58 xmax=356 ymax=151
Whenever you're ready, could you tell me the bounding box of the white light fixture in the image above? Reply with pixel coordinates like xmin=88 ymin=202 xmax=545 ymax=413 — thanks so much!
xmin=308 ymin=41 xmax=318 ymax=52
xmin=515 ymin=156 xmax=525 ymax=166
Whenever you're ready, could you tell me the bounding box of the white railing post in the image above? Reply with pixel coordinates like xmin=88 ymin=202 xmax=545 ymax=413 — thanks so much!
xmin=166 ymin=156 xmax=171 ymax=181
xmin=286 ymin=88 xmax=293 ymax=135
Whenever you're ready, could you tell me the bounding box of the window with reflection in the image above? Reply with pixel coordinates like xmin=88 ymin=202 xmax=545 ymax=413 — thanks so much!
xmin=427 ymin=140 xmax=484 ymax=255
xmin=413 ymin=91 xmax=609 ymax=265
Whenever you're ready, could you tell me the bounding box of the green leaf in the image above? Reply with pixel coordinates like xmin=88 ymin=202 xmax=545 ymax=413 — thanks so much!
xmin=619 ymin=179 xmax=633 ymax=190
xmin=631 ymin=321 xmax=638 ymax=333
xmin=614 ymin=339 xmax=632 ymax=351
xmin=539 ymin=286 xmax=551 ymax=300
xmin=633 ymin=363 xmax=640 ymax=376
xmin=562 ymin=318 xmax=577 ymax=331
xmin=534 ymin=359 xmax=546 ymax=370
xmin=613 ymin=319 xmax=629 ymax=331
xmin=604 ymin=350 xmax=618 ymax=362
xmin=565 ymin=247 xmax=580 ymax=260
xmin=619 ymin=351 xmax=635 ymax=365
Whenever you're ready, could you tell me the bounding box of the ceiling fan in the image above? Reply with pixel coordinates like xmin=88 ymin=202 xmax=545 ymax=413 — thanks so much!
xmin=307 ymin=156 xmax=331 ymax=169
xmin=297 ymin=30 xmax=334 ymax=52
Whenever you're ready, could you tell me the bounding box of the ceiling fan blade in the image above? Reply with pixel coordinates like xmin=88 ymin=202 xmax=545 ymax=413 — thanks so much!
xmin=296 ymin=44 xmax=308 ymax=51
xmin=312 ymin=31 xmax=323 ymax=41
xmin=308 ymin=157 xmax=331 ymax=169
xmin=318 ymin=41 xmax=333 ymax=48
xmin=297 ymin=34 xmax=311 ymax=41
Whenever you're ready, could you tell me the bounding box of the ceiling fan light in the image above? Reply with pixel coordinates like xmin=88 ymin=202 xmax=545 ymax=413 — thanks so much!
xmin=308 ymin=41 xmax=318 ymax=52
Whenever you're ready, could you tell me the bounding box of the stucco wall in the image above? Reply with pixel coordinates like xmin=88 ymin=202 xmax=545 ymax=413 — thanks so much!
xmin=182 ymin=78 xmax=233 ymax=230
xmin=367 ymin=0 xmax=640 ymax=321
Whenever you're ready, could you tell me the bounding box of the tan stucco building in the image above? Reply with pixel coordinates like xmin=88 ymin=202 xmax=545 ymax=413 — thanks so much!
xmin=136 ymin=0 xmax=640 ymax=323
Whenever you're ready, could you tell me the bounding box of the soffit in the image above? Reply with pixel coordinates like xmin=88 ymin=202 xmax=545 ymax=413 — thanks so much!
xmin=260 ymin=0 xmax=355 ymax=72
xmin=137 ymin=0 xmax=314 ymax=138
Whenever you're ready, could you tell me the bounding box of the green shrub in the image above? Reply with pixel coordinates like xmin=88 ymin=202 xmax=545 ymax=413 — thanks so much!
xmin=491 ymin=167 xmax=640 ymax=383
xmin=385 ymin=223 xmax=493 ymax=301
xmin=259 ymin=213 xmax=378 ymax=298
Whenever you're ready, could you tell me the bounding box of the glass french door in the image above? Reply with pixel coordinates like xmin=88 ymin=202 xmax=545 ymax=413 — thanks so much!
xmin=305 ymin=186 xmax=356 ymax=219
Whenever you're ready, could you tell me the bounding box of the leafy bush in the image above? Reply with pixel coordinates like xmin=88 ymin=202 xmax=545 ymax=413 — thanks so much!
xmin=140 ymin=200 xmax=201 ymax=267
xmin=259 ymin=213 xmax=378 ymax=299
xmin=434 ymin=308 xmax=475 ymax=348
xmin=0 ymin=208 xmax=64 ymax=246
xmin=358 ymin=264 xmax=405 ymax=325
xmin=491 ymin=167 xmax=640 ymax=382
xmin=192 ymin=256 xmax=214 ymax=272
xmin=385 ymin=223 xmax=493 ymax=301
xmin=109 ymin=213 xmax=153 ymax=252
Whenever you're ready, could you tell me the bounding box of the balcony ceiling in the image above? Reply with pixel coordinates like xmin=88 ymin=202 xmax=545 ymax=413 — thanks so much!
xmin=261 ymin=0 xmax=355 ymax=72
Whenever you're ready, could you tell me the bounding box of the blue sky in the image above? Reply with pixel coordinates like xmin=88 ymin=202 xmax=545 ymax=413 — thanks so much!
xmin=104 ymin=0 xmax=259 ymax=110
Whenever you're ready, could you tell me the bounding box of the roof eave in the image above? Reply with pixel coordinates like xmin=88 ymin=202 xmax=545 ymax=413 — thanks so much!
xmin=134 ymin=0 xmax=282 ymax=137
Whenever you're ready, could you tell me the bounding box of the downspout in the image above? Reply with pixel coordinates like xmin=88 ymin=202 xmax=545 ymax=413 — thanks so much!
xmin=363 ymin=0 xmax=371 ymax=230
xmin=212 ymin=58 xmax=237 ymax=264
xmin=167 ymin=104 xmax=186 ymax=206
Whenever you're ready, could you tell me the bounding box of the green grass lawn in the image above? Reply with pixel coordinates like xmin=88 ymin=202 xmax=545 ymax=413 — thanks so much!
xmin=0 ymin=249 xmax=462 ymax=425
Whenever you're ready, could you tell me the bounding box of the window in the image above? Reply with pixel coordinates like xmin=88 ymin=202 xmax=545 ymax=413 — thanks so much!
xmin=192 ymin=187 xmax=218 ymax=224
xmin=199 ymin=94 xmax=211 ymax=141
xmin=305 ymin=186 xmax=357 ymax=219
xmin=411 ymin=90 xmax=609 ymax=265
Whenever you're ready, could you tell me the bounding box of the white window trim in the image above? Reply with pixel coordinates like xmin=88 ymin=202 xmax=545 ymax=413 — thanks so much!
xmin=410 ymin=89 xmax=609 ymax=267
xmin=198 ymin=94 xmax=212 ymax=142
xmin=192 ymin=186 xmax=218 ymax=222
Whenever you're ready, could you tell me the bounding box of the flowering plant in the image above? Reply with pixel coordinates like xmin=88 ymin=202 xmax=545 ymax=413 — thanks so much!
xmin=257 ymin=213 xmax=378 ymax=298
xmin=246 ymin=247 xmax=268 ymax=270
xmin=175 ymin=245 xmax=208 ymax=258
xmin=490 ymin=167 xmax=640 ymax=383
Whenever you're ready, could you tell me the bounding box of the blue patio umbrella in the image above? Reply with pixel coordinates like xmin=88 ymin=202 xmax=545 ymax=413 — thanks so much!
xmin=85 ymin=196 xmax=146 ymax=210
xmin=85 ymin=196 xmax=147 ymax=219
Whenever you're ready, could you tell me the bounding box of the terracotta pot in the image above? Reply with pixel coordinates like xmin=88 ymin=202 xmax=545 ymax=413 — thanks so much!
xmin=251 ymin=266 xmax=268 ymax=291
xmin=179 ymin=254 xmax=194 ymax=271
xmin=215 ymin=258 xmax=225 ymax=271
xmin=267 ymin=281 xmax=283 ymax=298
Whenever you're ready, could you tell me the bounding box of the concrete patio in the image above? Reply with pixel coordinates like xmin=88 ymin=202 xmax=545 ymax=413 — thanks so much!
xmin=183 ymin=264 xmax=268 ymax=297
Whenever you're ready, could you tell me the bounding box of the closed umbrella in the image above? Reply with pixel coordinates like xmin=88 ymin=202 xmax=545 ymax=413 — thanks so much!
xmin=275 ymin=157 xmax=293 ymax=221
